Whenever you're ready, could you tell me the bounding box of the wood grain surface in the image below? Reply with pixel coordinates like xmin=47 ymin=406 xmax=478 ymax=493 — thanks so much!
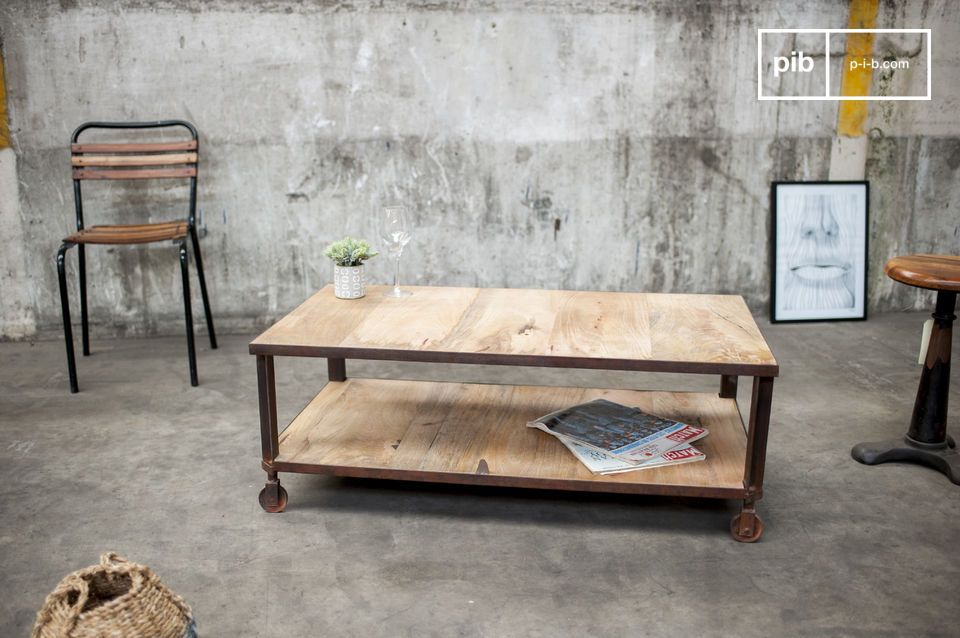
xmin=885 ymin=254 xmax=960 ymax=292
xmin=274 ymin=378 xmax=748 ymax=494
xmin=72 ymin=167 xmax=197 ymax=180
xmin=71 ymin=152 xmax=197 ymax=167
xmin=250 ymin=285 xmax=778 ymax=375
xmin=64 ymin=221 xmax=188 ymax=244
xmin=71 ymin=140 xmax=198 ymax=153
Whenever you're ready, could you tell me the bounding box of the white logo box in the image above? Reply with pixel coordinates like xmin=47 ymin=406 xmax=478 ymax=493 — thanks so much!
xmin=757 ymin=28 xmax=931 ymax=101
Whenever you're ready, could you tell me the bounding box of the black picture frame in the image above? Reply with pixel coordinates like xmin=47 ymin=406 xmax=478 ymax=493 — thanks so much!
xmin=770 ymin=181 xmax=869 ymax=323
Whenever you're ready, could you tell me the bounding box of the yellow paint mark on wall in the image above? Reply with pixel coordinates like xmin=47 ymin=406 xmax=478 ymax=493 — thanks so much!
xmin=837 ymin=0 xmax=879 ymax=137
xmin=0 ymin=50 xmax=9 ymax=149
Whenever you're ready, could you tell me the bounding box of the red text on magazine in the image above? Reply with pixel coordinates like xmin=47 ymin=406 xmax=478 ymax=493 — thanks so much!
xmin=662 ymin=446 xmax=701 ymax=461
xmin=666 ymin=425 xmax=705 ymax=443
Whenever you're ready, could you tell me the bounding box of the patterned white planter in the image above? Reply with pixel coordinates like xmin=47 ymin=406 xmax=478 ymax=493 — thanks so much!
xmin=334 ymin=264 xmax=365 ymax=299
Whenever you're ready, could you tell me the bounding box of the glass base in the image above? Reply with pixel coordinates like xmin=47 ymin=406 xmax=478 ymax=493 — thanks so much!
xmin=383 ymin=288 xmax=413 ymax=298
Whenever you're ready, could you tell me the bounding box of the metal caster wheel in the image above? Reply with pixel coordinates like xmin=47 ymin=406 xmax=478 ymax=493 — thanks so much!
xmin=258 ymin=484 xmax=288 ymax=513
xmin=730 ymin=512 xmax=764 ymax=542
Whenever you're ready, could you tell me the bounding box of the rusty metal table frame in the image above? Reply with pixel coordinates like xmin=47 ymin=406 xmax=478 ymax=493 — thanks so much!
xmin=252 ymin=344 xmax=776 ymax=542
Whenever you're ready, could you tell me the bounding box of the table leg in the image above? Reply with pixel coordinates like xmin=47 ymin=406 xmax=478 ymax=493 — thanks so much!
xmin=328 ymin=357 xmax=347 ymax=382
xmin=852 ymin=291 xmax=959 ymax=484
xmin=257 ymin=354 xmax=288 ymax=512
xmin=720 ymin=375 xmax=738 ymax=399
xmin=731 ymin=498 xmax=764 ymax=543
xmin=732 ymin=376 xmax=774 ymax=542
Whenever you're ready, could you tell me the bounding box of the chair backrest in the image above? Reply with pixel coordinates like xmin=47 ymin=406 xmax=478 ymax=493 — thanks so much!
xmin=70 ymin=120 xmax=199 ymax=230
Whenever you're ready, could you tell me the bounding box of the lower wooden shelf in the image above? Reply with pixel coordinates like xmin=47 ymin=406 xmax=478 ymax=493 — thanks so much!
xmin=273 ymin=378 xmax=749 ymax=498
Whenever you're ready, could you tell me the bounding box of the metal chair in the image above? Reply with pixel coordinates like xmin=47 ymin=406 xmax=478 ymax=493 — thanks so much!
xmin=56 ymin=120 xmax=217 ymax=393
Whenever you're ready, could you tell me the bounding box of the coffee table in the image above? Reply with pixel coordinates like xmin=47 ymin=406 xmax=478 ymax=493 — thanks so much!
xmin=250 ymin=285 xmax=779 ymax=541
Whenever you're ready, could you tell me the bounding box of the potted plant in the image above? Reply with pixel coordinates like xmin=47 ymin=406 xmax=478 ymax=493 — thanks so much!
xmin=324 ymin=237 xmax=378 ymax=299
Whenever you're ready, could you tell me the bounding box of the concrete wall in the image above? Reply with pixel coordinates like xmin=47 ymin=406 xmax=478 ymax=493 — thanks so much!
xmin=1 ymin=0 xmax=958 ymax=340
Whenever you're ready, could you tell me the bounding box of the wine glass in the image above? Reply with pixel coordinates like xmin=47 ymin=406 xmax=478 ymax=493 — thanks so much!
xmin=380 ymin=204 xmax=413 ymax=298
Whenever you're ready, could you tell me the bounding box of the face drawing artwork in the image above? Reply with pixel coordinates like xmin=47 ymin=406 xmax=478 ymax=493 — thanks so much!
xmin=782 ymin=193 xmax=856 ymax=311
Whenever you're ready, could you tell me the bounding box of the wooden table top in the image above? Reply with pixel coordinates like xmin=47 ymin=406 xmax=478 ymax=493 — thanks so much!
xmin=250 ymin=285 xmax=778 ymax=376
xmin=885 ymin=254 xmax=960 ymax=292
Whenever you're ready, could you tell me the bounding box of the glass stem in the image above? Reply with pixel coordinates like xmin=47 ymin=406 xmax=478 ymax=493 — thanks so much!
xmin=393 ymin=253 xmax=402 ymax=292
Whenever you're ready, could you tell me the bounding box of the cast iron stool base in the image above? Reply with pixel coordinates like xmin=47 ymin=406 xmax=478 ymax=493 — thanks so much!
xmin=852 ymin=435 xmax=960 ymax=484
xmin=852 ymin=289 xmax=957 ymax=484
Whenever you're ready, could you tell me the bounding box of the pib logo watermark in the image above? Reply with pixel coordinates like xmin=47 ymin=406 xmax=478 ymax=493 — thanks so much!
xmin=773 ymin=51 xmax=814 ymax=77
xmin=757 ymin=29 xmax=931 ymax=101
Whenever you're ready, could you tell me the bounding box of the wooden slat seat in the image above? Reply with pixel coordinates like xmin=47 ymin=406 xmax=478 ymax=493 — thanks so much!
xmin=64 ymin=221 xmax=188 ymax=245
xmin=885 ymin=254 xmax=960 ymax=292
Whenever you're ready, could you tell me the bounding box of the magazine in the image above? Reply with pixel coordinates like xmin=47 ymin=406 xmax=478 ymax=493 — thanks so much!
xmin=527 ymin=398 xmax=707 ymax=463
xmin=558 ymin=436 xmax=705 ymax=475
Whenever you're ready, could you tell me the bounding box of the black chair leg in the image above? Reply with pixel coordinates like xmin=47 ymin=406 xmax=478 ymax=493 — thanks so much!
xmin=179 ymin=242 xmax=199 ymax=387
xmin=189 ymin=227 xmax=217 ymax=349
xmin=57 ymin=243 xmax=79 ymax=393
xmin=78 ymin=244 xmax=90 ymax=356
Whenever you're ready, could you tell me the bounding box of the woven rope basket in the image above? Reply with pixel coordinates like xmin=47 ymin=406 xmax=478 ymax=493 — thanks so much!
xmin=32 ymin=553 xmax=196 ymax=638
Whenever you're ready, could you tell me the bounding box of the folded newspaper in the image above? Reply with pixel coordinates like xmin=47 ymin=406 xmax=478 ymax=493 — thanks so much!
xmin=527 ymin=398 xmax=707 ymax=470
xmin=559 ymin=436 xmax=705 ymax=474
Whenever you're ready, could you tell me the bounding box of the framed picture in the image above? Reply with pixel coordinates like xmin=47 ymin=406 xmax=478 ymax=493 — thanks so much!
xmin=771 ymin=181 xmax=868 ymax=323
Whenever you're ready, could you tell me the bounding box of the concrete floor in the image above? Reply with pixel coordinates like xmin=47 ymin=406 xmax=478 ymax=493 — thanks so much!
xmin=1 ymin=311 xmax=959 ymax=637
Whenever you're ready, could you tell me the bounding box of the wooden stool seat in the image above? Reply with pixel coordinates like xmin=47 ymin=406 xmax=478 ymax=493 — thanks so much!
xmin=884 ymin=254 xmax=960 ymax=292
xmin=65 ymin=221 xmax=189 ymax=245
xmin=853 ymin=253 xmax=959 ymax=484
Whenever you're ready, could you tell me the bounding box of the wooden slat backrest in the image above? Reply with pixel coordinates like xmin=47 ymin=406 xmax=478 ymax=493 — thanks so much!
xmin=72 ymin=152 xmax=197 ymax=167
xmin=68 ymin=120 xmax=200 ymax=233
xmin=71 ymin=140 xmax=197 ymax=153
xmin=73 ymin=167 xmax=197 ymax=180
xmin=71 ymin=139 xmax=198 ymax=181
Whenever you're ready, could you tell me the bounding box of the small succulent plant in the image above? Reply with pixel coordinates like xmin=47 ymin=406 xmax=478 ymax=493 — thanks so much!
xmin=323 ymin=237 xmax=378 ymax=267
